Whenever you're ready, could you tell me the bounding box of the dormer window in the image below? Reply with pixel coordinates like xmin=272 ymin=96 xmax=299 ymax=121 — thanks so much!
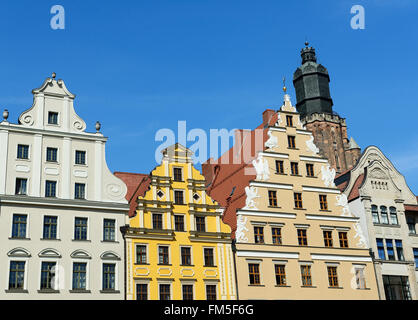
xmin=48 ymin=112 xmax=58 ymax=125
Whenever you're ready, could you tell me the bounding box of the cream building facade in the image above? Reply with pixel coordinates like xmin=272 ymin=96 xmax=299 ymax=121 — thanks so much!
xmin=335 ymin=146 xmax=418 ymax=299
xmin=0 ymin=75 xmax=128 ymax=299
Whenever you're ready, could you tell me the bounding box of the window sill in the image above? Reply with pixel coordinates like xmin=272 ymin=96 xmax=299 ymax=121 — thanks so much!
xmin=301 ymin=286 xmax=316 ymax=288
xmin=268 ymin=206 xmax=282 ymax=209
xmin=287 ymin=148 xmax=299 ymax=150
xmin=290 ymin=174 xmax=302 ymax=177
xmin=72 ymin=239 xmax=91 ymax=242
xmin=306 ymin=176 xmax=317 ymax=178
xmin=74 ymin=164 xmax=87 ymax=167
xmin=14 ymin=193 xmax=28 ymax=196
xmin=356 ymin=288 xmax=371 ymax=290
xmin=174 ymin=203 xmax=186 ymax=206
xmin=275 ymin=285 xmax=290 ymax=288
xmin=101 ymin=240 xmax=119 ymax=243
xmin=5 ymin=289 xmax=28 ymax=293
xmin=38 ymin=289 xmax=60 ymax=293
xmin=134 ymin=263 xmax=150 ymax=266
xmin=157 ymin=264 xmax=172 ymax=266
xmin=328 ymin=287 xmax=344 ymax=289
xmin=373 ymin=223 xmax=400 ymax=228
xmin=320 ymin=209 xmax=332 ymax=212
xmin=69 ymin=289 xmax=91 ymax=293
xmin=204 ymin=265 xmax=217 ymax=268
xmin=409 ymin=233 xmax=418 ymax=236
xmin=248 ymin=284 xmax=265 ymax=287
xmin=100 ymin=290 xmax=120 ymax=294
xmin=180 ymin=264 xmax=195 ymax=267
xmin=16 ymin=158 xmax=30 ymax=161
xmin=40 ymin=238 xmax=60 ymax=241
xmin=293 ymin=208 xmax=306 ymax=211
xmin=274 ymin=173 xmax=287 ymax=176
xmin=9 ymin=237 xmax=30 ymax=240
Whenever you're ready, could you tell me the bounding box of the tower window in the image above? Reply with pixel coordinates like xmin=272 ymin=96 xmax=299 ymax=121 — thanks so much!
xmin=286 ymin=116 xmax=293 ymax=127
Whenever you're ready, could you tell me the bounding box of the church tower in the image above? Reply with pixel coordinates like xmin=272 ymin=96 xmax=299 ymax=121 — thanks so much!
xmin=293 ymin=42 xmax=360 ymax=174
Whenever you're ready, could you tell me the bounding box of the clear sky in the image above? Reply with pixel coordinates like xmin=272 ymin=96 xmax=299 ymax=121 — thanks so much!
xmin=0 ymin=0 xmax=417 ymax=194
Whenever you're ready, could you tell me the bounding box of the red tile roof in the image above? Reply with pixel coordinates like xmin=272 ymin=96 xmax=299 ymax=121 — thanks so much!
xmin=347 ymin=174 xmax=364 ymax=202
xmin=404 ymin=204 xmax=418 ymax=212
xmin=114 ymin=172 xmax=151 ymax=217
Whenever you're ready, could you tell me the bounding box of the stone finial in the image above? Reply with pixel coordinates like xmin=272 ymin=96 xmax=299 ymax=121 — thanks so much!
xmin=52 ymin=72 xmax=56 ymax=79
xmin=95 ymin=121 xmax=101 ymax=132
xmin=3 ymin=109 xmax=9 ymax=121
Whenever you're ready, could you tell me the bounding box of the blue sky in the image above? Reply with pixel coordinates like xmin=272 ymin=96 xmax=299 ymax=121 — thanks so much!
xmin=0 ymin=0 xmax=417 ymax=194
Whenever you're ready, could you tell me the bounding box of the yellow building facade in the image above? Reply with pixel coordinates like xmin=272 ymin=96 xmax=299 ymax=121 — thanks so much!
xmin=122 ymin=144 xmax=236 ymax=300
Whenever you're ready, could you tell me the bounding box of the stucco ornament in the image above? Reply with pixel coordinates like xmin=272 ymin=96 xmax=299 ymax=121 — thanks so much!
xmin=297 ymin=116 xmax=306 ymax=130
xmin=236 ymin=215 xmax=249 ymax=243
xmin=243 ymin=186 xmax=260 ymax=210
xmin=336 ymin=194 xmax=351 ymax=216
xmin=306 ymin=135 xmax=319 ymax=154
xmin=321 ymin=164 xmax=336 ymax=187
xmin=353 ymin=222 xmax=368 ymax=248
xmin=252 ymin=154 xmax=270 ymax=181
xmin=264 ymin=130 xmax=278 ymax=150
xmin=275 ymin=112 xmax=282 ymax=126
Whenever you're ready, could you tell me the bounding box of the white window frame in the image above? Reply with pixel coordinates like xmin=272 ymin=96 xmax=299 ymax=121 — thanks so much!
xmin=73 ymin=216 xmax=89 ymax=241
xmin=202 ymin=246 xmax=217 ymax=267
xmin=158 ymin=244 xmax=171 ymax=265
xmin=100 ymin=262 xmax=119 ymax=292
xmin=180 ymin=246 xmax=193 ymax=266
xmin=6 ymin=257 xmax=29 ymax=291
xmin=71 ymin=260 xmax=90 ymax=291
xmin=74 ymin=149 xmax=87 ymax=166
xmin=135 ymin=243 xmax=149 ymax=264
xmin=10 ymin=213 xmax=29 ymax=239
xmin=246 ymin=258 xmax=263 ymax=285
xmin=41 ymin=214 xmax=60 ymax=240
xmin=103 ymin=217 xmax=117 ymax=242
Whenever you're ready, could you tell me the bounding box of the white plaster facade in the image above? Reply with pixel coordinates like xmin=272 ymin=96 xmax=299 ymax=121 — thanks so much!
xmin=336 ymin=146 xmax=418 ymax=300
xmin=0 ymin=75 xmax=128 ymax=299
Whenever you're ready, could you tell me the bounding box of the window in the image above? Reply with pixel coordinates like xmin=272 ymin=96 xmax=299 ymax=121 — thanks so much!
xmin=319 ymin=195 xmax=328 ymax=210
xmin=9 ymin=261 xmax=25 ymax=290
xmin=300 ymin=265 xmax=312 ymax=286
xmin=173 ymin=167 xmax=182 ymax=181
xmin=355 ymin=267 xmax=367 ymax=289
xmin=136 ymin=245 xmax=147 ymax=264
xmin=196 ymin=216 xmax=206 ymax=232
xmin=74 ymin=217 xmax=88 ymax=240
xmin=103 ymin=219 xmax=115 ymax=241
xmin=174 ymin=190 xmax=184 ymax=204
xmin=43 ymin=216 xmax=57 ymax=239
xmin=371 ymin=205 xmax=380 ymax=224
xmin=75 ymin=151 xmax=86 ymax=165
xmin=174 ymin=215 xmax=184 ymax=231
xmin=380 ymin=206 xmax=389 ymax=224
xmin=383 ymin=275 xmax=412 ymax=300
xmin=390 ymin=207 xmax=398 ymax=225
xmin=248 ymin=264 xmax=260 ymax=285
xmin=286 ymin=115 xmax=293 ymax=127
xmin=102 ymin=264 xmax=116 ymax=290
xmin=204 ymin=248 xmax=214 ymax=267
xmin=72 ymin=263 xmax=87 ymax=290
xmin=17 ymin=144 xmax=29 ymax=159
xmin=152 ymin=214 xmax=163 ymax=229
xmin=272 ymin=228 xmax=282 ymax=245
xmin=75 ymin=183 xmax=85 ymax=199
xmin=327 ymin=266 xmax=339 ymax=287
xmin=45 ymin=180 xmax=57 ymax=197
xmin=323 ymin=231 xmax=333 ymax=247
xmin=275 ymin=160 xmax=284 ymax=174
xmin=413 ymin=248 xmax=418 ymax=267
xmin=182 ymin=284 xmax=193 ymax=300
xmin=291 ymin=162 xmax=299 ymax=175
xmin=407 ymin=217 xmax=416 ymax=234
xmin=339 ymin=232 xmax=348 ymax=248
xmin=206 ymin=285 xmax=217 ymax=300
xmin=306 ymin=163 xmax=314 ymax=177
xmin=275 ymin=265 xmax=286 ymax=286
xmin=288 ymin=135 xmax=296 ymax=148
xmin=386 ymin=239 xmax=395 ymax=260
xmin=136 ymin=284 xmax=148 ymax=300
xmin=254 ymin=226 xmax=264 ymax=244
xmin=294 ymin=193 xmax=303 ymax=209
xmin=15 ymin=178 xmax=27 ymax=195
xmin=158 ymin=246 xmax=169 ymax=265
xmin=297 ymin=229 xmax=308 ymax=246
xmin=159 ymin=284 xmax=170 ymax=300
xmin=48 ymin=112 xmax=58 ymax=125
xmin=46 ymin=147 xmax=58 ymax=162
xmin=376 ymin=238 xmax=385 ymax=260
xmin=395 ymin=240 xmax=404 ymax=261
xmin=12 ymin=214 xmax=27 ymax=238
xmin=268 ymin=190 xmax=278 ymax=207
xmin=40 ymin=262 xmax=56 ymax=290
xmin=181 ymin=247 xmax=192 ymax=266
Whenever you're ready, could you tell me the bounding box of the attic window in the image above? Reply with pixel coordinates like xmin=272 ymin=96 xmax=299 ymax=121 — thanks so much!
xmin=48 ymin=112 xmax=58 ymax=125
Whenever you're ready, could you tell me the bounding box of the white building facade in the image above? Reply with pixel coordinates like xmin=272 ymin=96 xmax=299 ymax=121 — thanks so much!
xmin=335 ymin=146 xmax=418 ymax=300
xmin=0 ymin=75 xmax=128 ymax=299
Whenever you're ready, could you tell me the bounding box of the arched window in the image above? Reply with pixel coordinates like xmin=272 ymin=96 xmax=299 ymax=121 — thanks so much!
xmin=371 ymin=205 xmax=379 ymax=224
xmin=380 ymin=206 xmax=389 ymax=224
xmin=389 ymin=207 xmax=398 ymax=225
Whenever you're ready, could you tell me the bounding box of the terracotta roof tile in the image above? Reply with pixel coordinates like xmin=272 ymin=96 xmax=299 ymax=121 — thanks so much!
xmin=347 ymin=174 xmax=364 ymax=202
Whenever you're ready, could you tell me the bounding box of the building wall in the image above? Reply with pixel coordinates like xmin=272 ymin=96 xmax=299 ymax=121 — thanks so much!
xmin=123 ymin=144 xmax=236 ymax=300
xmin=0 ymin=76 xmax=128 ymax=299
